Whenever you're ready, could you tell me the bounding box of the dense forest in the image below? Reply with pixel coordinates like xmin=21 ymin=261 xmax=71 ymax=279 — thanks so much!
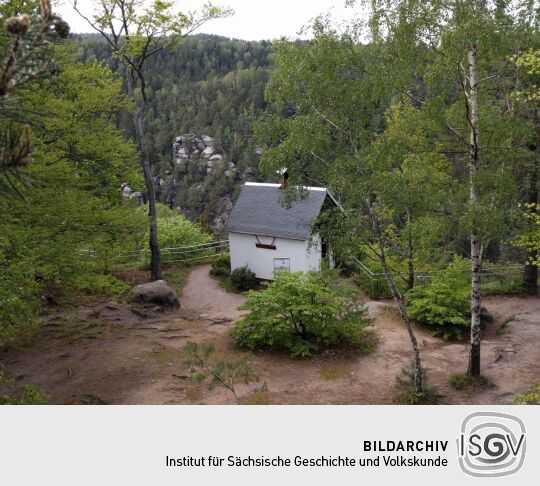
xmin=74 ymin=34 xmax=274 ymax=227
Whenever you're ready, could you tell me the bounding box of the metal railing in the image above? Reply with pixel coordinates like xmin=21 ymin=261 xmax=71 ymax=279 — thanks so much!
xmin=82 ymin=240 xmax=230 ymax=268
xmin=349 ymin=256 xmax=525 ymax=299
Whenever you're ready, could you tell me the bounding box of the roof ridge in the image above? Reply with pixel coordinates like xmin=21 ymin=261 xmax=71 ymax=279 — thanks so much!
xmin=245 ymin=182 xmax=327 ymax=192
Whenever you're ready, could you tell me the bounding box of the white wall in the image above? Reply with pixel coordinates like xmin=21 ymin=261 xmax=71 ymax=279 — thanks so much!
xmin=228 ymin=232 xmax=323 ymax=280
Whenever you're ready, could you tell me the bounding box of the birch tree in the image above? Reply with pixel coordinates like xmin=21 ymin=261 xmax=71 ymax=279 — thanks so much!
xmin=72 ymin=0 xmax=231 ymax=280
xmin=362 ymin=0 xmax=539 ymax=376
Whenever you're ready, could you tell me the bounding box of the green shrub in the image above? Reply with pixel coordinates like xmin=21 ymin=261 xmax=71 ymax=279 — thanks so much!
xmin=229 ymin=266 xmax=256 ymax=292
xmin=0 ymin=372 xmax=49 ymax=405
xmin=73 ymin=274 xmax=131 ymax=298
xmin=511 ymin=383 xmax=540 ymax=404
xmin=406 ymin=257 xmax=470 ymax=339
xmin=0 ymin=265 xmax=39 ymax=349
xmin=230 ymin=271 xmax=371 ymax=357
xmin=143 ymin=204 xmax=214 ymax=264
xmin=394 ymin=363 xmax=440 ymax=405
xmin=210 ymin=254 xmax=231 ymax=277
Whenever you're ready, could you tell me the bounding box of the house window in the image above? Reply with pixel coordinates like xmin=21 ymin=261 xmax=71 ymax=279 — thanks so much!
xmin=273 ymin=258 xmax=290 ymax=271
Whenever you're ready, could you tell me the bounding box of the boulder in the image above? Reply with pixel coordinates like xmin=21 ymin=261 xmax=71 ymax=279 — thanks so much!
xmin=131 ymin=280 xmax=180 ymax=307
xmin=202 ymin=135 xmax=214 ymax=144
xmin=176 ymin=147 xmax=189 ymax=158
xmin=209 ymin=154 xmax=223 ymax=161
xmin=202 ymin=146 xmax=215 ymax=158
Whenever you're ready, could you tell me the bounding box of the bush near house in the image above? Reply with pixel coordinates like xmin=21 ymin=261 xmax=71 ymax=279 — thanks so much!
xmin=229 ymin=266 xmax=256 ymax=292
xmin=230 ymin=271 xmax=372 ymax=357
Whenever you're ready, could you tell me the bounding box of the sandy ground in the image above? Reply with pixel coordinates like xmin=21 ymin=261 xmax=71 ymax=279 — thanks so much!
xmin=1 ymin=264 xmax=538 ymax=405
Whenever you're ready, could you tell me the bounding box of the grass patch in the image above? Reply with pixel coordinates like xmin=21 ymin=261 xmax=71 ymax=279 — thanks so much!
xmin=483 ymin=279 xmax=523 ymax=296
xmin=319 ymin=364 xmax=348 ymax=380
xmin=242 ymin=392 xmax=270 ymax=405
xmin=448 ymin=373 xmax=490 ymax=391
xmin=162 ymin=264 xmax=193 ymax=293
xmin=0 ymin=372 xmax=49 ymax=405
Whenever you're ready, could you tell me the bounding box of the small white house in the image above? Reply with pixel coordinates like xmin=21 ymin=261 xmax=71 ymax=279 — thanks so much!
xmin=224 ymin=181 xmax=338 ymax=280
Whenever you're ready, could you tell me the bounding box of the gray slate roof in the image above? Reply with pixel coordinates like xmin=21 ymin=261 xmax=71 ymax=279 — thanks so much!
xmin=224 ymin=183 xmax=330 ymax=240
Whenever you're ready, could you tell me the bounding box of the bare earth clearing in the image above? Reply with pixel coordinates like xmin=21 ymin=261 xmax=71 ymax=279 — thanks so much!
xmin=2 ymin=264 xmax=539 ymax=404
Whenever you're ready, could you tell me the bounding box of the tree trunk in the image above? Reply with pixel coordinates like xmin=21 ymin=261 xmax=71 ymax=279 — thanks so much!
xmin=126 ymin=73 xmax=162 ymax=280
xmin=406 ymin=208 xmax=415 ymax=290
xmin=383 ymin=262 xmax=423 ymax=391
xmin=368 ymin=204 xmax=423 ymax=392
xmin=467 ymin=44 xmax=482 ymax=377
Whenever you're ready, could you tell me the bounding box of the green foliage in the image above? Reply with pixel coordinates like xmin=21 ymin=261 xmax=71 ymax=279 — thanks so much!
xmin=229 ymin=266 xmax=256 ymax=292
xmin=511 ymin=383 xmax=540 ymax=405
xmin=351 ymin=247 xmax=409 ymax=299
xmin=514 ymin=203 xmax=540 ymax=267
xmin=230 ymin=271 xmax=371 ymax=358
xmin=73 ymin=274 xmax=131 ymax=298
xmin=406 ymin=258 xmax=470 ymax=339
xmin=161 ymin=264 xmax=193 ymax=293
xmin=394 ymin=363 xmax=440 ymax=405
xmin=449 ymin=373 xmax=489 ymax=392
xmin=143 ymin=204 xmax=214 ymax=263
xmin=209 ymin=254 xmax=231 ymax=277
xmin=512 ymin=49 xmax=540 ymax=103
xmin=0 ymin=262 xmax=38 ymax=349
xmin=182 ymin=341 xmax=265 ymax=404
xmin=0 ymin=49 xmax=145 ymax=345
xmin=0 ymin=0 xmax=69 ymax=195
xmin=0 ymin=372 xmax=49 ymax=405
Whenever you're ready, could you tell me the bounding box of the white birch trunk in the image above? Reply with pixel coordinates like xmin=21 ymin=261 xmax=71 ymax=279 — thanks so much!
xmin=467 ymin=44 xmax=482 ymax=376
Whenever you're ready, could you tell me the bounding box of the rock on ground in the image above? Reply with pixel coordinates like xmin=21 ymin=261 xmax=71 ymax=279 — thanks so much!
xmin=131 ymin=280 xmax=180 ymax=307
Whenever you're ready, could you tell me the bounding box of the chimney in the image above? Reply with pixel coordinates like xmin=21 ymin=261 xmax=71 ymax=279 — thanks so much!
xmin=278 ymin=167 xmax=289 ymax=190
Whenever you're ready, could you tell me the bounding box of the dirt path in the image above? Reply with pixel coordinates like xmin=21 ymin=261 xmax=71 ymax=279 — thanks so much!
xmin=181 ymin=264 xmax=246 ymax=320
xmin=1 ymin=265 xmax=538 ymax=405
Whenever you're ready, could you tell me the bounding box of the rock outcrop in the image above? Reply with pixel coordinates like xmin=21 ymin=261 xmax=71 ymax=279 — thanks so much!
xmin=120 ymin=182 xmax=144 ymax=205
xmin=172 ymin=133 xmax=230 ymax=176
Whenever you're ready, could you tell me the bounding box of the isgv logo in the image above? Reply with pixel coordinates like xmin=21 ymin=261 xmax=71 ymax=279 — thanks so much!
xmin=457 ymin=412 xmax=526 ymax=477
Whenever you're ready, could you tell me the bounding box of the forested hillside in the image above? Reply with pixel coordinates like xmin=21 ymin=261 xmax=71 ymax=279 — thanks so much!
xmin=74 ymin=34 xmax=274 ymax=228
